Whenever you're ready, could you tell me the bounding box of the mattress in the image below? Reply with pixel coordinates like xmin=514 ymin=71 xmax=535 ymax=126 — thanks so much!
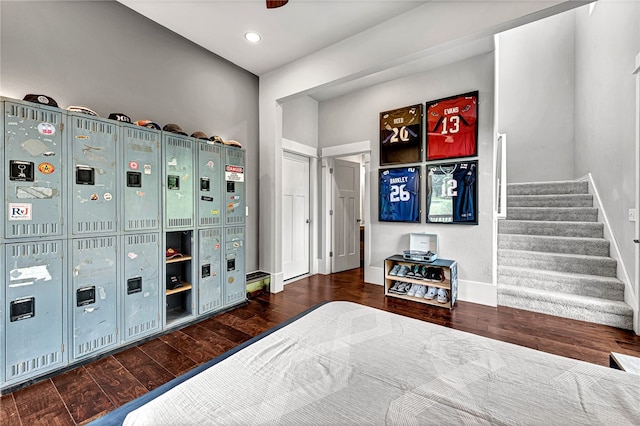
xmin=104 ymin=301 xmax=638 ymax=425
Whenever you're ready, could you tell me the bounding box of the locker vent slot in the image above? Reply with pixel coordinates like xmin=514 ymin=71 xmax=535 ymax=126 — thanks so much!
xmin=169 ymin=218 xmax=193 ymax=228
xmin=167 ymin=137 xmax=192 ymax=150
xmin=76 ymin=220 xmax=116 ymax=233
xmin=226 ymin=291 xmax=244 ymax=304
xmin=128 ymin=320 xmax=158 ymax=338
xmin=126 ymin=128 xmax=155 ymax=142
xmin=201 ymin=228 xmax=222 ymax=239
xmin=227 ymin=149 xmax=243 ymax=162
xmin=76 ymin=237 xmax=115 ymax=250
xmin=226 ymin=216 xmax=244 ymax=225
xmin=127 ymin=233 xmax=158 ymax=245
xmin=200 ymin=144 xmax=221 ymax=154
xmin=77 ymin=333 xmax=115 ymax=356
xmin=10 ymin=352 xmax=61 ymax=378
xmin=200 ymin=217 xmax=221 ymax=227
xmin=225 ymin=227 xmax=244 ymax=238
xmin=10 ymin=241 xmax=60 ymax=256
xmin=127 ymin=219 xmax=158 ymax=231
xmin=201 ymin=300 xmax=222 ymax=313
xmin=10 ymin=222 xmax=60 ymax=238
xmin=74 ymin=118 xmax=115 ymax=135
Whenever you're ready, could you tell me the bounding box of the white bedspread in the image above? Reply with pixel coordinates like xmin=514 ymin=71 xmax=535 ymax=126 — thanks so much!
xmin=124 ymin=301 xmax=639 ymax=425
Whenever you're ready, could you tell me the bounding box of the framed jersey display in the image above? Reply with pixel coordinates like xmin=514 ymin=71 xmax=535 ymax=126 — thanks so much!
xmin=426 ymin=161 xmax=477 ymax=224
xmin=426 ymin=91 xmax=478 ymax=161
xmin=379 ymin=166 xmax=421 ymax=223
xmin=380 ymin=104 xmax=423 ymax=166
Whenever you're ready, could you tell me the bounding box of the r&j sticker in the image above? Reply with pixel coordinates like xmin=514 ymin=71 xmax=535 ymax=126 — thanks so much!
xmin=9 ymin=203 xmax=32 ymax=220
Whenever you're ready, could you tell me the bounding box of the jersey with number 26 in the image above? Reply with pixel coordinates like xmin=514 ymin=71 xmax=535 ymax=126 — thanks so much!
xmin=379 ymin=167 xmax=420 ymax=222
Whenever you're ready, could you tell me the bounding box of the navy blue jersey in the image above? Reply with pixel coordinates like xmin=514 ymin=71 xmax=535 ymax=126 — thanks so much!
xmin=453 ymin=162 xmax=476 ymax=222
xmin=379 ymin=167 xmax=420 ymax=222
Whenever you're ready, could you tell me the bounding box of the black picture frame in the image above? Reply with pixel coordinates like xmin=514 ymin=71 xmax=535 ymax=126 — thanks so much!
xmin=379 ymin=104 xmax=423 ymax=166
xmin=379 ymin=166 xmax=421 ymax=223
xmin=426 ymin=160 xmax=478 ymax=225
xmin=425 ymin=91 xmax=478 ymax=161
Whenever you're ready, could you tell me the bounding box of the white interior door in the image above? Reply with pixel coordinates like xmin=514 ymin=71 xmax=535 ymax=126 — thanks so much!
xmin=282 ymin=152 xmax=310 ymax=280
xmin=332 ymin=158 xmax=361 ymax=272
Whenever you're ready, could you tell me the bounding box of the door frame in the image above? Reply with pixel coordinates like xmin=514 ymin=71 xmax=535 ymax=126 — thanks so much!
xmin=282 ymin=138 xmax=319 ymax=280
xmin=633 ymin=52 xmax=640 ymax=333
xmin=320 ymin=140 xmax=371 ymax=276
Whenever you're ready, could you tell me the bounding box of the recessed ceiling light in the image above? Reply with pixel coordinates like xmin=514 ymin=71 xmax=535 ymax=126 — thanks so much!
xmin=245 ymin=32 xmax=261 ymax=43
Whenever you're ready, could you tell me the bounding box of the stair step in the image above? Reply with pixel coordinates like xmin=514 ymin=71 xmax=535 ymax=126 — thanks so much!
xmin=507 ymin=180 xmax=588 ymax=196
xmin=497 ymin=266 xmax=624 ymax=300
xmin=497 ymin=284 xmax=633 ymax=330
xmin=498 ymin=249 xmax=617 ymax=277
xmin=498 ymin=220 xmax=604 ymax=238
xmin=498 ymin=234 xmax=610 ymax=256
xmin=506 ymin=207 xmax=598 ymax=222
xmin=507 ymin=194 xmax=593 ymax=208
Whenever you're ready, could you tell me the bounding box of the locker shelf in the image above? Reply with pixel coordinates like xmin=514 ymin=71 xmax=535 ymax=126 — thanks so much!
xmin=165 ymin=282 xmax=192 ymax=296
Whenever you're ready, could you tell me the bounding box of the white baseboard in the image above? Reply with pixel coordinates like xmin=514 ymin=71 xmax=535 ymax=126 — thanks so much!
xmin=365 ymin=266 xmax=384 ymax=286
xmin=269 ymin=271 xmax=284 ymax=293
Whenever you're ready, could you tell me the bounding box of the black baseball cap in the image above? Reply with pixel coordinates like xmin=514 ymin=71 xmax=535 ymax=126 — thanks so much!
xmin=108 ymin=113 xmax=132 ymax=123
xmin=23 ymin=94 xmax=58 ymax=107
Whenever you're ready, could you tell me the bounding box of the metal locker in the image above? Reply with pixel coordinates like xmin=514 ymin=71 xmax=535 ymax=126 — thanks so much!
xmin=197 ymin=141 xmax=223 ymax=228
xmin=223 ymin=226 xmax=246 ymax=308
xmin=69 ymin=114 xmax=118 ymax=235
xmin=70 ymin=236 xmax=118 ymax=360
xmin=3 ymin=99 xmax=65 ymax=239
xmin=3 ymin=240 xmax=66 ymax=386
xmin=122 ymin=125 xmax=161 ymax=232
xmin=122 ymin=233 xmax=161 ymax=342
xmin=223 ymin=147 xmax=246 ymax=226
xmin=163 ymin=133 xmax=194 ymax=229
xmin=198 ymin=228 xmax=223 ymax=315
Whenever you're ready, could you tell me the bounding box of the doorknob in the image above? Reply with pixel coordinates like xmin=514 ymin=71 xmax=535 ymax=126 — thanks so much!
xmin=356 ymin=219 xmax=361 ymax=223
xmin=306 ymin=219 xmax=311 ymax=224
xmin=635 ymin=239 xmax=639 ymax=243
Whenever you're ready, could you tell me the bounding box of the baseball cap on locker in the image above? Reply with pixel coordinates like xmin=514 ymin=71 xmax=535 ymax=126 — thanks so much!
xmin=209 ymin=135 xmax=224 ymax=144
xmin=163 ymin=123 xmax=188 ymax=136
xmin=166 ymin=247 xmax=183 ymax=259
xmin=108 ymin=113 xmax=132 ymax=123
xmin=135 ymin=120 xmax=161 ymax=130
xmin=23 ymin=94 xmax=58 ymax=107
xmin=191 ymin=131 xmax=209 ymax=140
xmin=67 ymin=105 xmax=99 ymax=116
xmin=224 ymin=139 xmax=242 ymax=148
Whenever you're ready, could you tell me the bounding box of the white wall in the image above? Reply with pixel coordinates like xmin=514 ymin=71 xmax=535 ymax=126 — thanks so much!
xmin=282 ymin=96 xmax=319 ymax=148
xmin=0 ymin=0 xmax=260 ymax=271
xmin=498 ymin=11 xmax=576 ymax=183
xmin=319 ymin=54 xmax=495 ymax=301
xmin=573 ymin=0 xmax=639 ymax=309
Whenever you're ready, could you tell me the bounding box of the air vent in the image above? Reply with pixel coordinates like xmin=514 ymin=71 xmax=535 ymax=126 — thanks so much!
xmin=10 ymin=351 xmax=61 ymax=378
xmin=77 ymin=333 xmax=115 ymax=356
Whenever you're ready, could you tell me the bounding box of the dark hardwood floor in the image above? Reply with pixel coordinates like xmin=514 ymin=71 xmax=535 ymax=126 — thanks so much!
xmin=2 ymin=268 xmax=639 ymax=425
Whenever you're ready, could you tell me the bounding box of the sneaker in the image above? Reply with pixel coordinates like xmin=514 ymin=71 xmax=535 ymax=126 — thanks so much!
xmin=396 ymin=265 xmax=410 ymax=277
xmin=389 ymin=264 xmax=401 ymax=276
xmin=419 ymin=265 xmax=429 ymax=279
xmin=414 ymin=284 xmax=427 ymax=298
xmin=388 ymin=281 xmax=401 ymax=293
xmin=406 ymin=283 xmax=418 ymax=297
xmin=424 ymin=286 xmax=438 ymax=300
xmin=396 ymin=282 xmax=410 ymax=295
xmin=437 ymin=288 xmax=450 ymax=303
xmin=411 ymin=265 xmax=423 ymax=278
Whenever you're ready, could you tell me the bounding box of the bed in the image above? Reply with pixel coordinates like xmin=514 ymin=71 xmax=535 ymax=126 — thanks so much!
xmin=92 ymin=301 xmax=639 ymax=425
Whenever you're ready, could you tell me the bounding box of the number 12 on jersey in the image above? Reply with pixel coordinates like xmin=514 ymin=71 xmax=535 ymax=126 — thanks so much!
xmin=379 ymin=167 xmax=420 ymax=223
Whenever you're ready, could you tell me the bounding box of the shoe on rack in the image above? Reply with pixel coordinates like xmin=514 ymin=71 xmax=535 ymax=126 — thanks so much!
xmin=389 ymin=264 xmax=401 ymax=276
xmin=388 ymin=281 xmax=401 ymax=293
xmin=424 ymin=286 xmax=438 ymax=300
xmin=437 ymin=288 xmax=450 ymax=303
xmin=419 ymin=265 xmax=429 ymax=279
xmin=414 ymin=284 xmax=427 ymax=298
xmin=406 ymin=265 xmax=415 ymax=277
xmin=406 ymin=283 xmax=418 ymax=297
xmin=397 ymin=265 xmax=410 ymax=277
xmin=396 ymin=282 xmax=410 ymax=295
xmin=412 ymin=265 xmax=423 ymax=278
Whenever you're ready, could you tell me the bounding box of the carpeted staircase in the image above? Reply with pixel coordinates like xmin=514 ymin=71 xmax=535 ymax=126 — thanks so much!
xmin=497 ymin=180 xmax=633 ymax=330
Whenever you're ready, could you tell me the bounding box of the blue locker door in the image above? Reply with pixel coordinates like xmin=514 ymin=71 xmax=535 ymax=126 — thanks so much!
xmin=71 ymin=236 xmax=118 ymax=360
xmin=4 ymin=240 xmax=65 ymax=385
xmin=122 ymin=126 xmax=161 ymax=231
xmin=198 ymin=228 xmax=223 ymax=315
xmin=163 ymin=133 xmax=194 ymax=229
xmin=197 ymin=142 xmax=223 ymax=228
xmin=224 ymin=147 xmax=246 ymax=226
xmin=69 ymin=115 xmax=118 ymax=235
xmin=4 ymin=101 xmax=65 ymax=239
xmin=223 ymin=226 xmax=246 ymax=308
xmin=123 ymin=233 xmax=161 ymax=342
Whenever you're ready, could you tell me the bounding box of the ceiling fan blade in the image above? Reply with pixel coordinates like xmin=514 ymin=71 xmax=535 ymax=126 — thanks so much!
xmin=267 ymin=0 xmax=288 ymax=9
